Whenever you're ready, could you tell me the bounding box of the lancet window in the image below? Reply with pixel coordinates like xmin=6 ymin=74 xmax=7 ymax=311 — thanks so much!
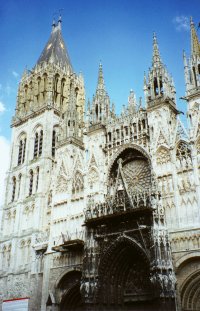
xmin=29 ymin=170 xmax=34 ymax=196
xmin=11 ymin=176 xmax=16 ymax=202
xmin=176 ymin=142 xmax=192 ymax=167
xmin=33 ymin=128 xmax=43 ymax=158
xmin=52 ymin=127 xmax=58 ymax=157
xmin=18 ymin=134 xmax=26 ymax=165
xmin=72 ymin=171 xmax=84 ymax=195
xmin=60 ymin=78 xmax=66 ymax=106
xmin=18 ymin=173 xmax=22 ymax=198
xmin=36 ymin=167 xmax=39 ymax=192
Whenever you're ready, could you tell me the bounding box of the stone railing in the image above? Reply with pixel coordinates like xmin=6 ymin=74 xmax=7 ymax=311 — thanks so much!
xmin=85 ymin=190 xmax=159 ymax=222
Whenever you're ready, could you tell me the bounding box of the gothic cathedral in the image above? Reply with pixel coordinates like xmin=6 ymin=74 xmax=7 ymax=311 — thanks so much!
xmin=0 ymin=16 xmax=200 ymax=311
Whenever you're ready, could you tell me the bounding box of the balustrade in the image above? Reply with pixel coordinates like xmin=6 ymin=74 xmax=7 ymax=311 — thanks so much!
xmin=85 ymin=190 xmax=160 ymax=222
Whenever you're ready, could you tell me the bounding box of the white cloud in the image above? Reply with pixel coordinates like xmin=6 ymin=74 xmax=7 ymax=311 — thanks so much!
xmin=173 ymin=15 xmax=190 ymax=32
xmin=0 ymin=101 xmax=6 ymax=113
xmin=12 ymin=71 xmax=19 ymax=78
xmin=0 ymin=136 xmax=10 ymax=207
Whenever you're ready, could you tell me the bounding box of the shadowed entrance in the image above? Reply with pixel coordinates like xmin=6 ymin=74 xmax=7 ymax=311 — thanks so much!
xmin=97 ymin=237 xmax=158 ymax=310
xmin=59 ymin=271 xmax=83 ymax=311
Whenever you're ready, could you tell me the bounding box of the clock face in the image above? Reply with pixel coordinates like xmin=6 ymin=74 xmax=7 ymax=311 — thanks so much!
xmin=122 ymin=159 xmax=151 ymax=193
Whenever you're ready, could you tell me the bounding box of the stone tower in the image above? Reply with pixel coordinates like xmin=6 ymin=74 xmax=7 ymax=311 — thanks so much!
xmin=1 ymin=16 xmax=200 ymax=311
xmin=0 ymin=17 xmax=85 ymax=311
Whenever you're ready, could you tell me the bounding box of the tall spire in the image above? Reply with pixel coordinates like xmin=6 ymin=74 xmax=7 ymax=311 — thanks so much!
xmin=144 ymin=33 xmax=176 ymax=106
xmin=90 ymin=62 xmax=110 ymax=124
xmin=37 ymin=17 xmax=72 ymax=71
xmin=152 ymin=33 xmax=162 ymax=68
xmin=96 ymin=62 xmax=105 ymax=93
xmin=190 ymin=17 xmax=200 ymax=57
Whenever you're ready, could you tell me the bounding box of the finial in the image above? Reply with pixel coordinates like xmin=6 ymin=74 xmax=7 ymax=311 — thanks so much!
xmin=96 ymin=61 xmax=105 ymax=92
xmin=152 ymin=32 xmax=162 ymax=68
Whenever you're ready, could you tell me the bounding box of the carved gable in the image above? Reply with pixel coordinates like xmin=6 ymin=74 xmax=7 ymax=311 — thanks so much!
xmin=56 ymin=162 xmax=68 ymax=194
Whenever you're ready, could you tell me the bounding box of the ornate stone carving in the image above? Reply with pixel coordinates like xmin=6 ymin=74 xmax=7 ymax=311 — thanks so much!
xmin=56 ymin=162 xmax=68 ymax=194
xmin=156 ymin=147 xmax=171 ymax=165
xmin=88 ymin=167 xmax=99 ymax=187
xmin=121 ymin=158 xmax=151 ymax=193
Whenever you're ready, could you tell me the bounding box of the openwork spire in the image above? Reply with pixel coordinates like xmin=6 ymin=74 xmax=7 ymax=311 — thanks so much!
xmin=144 ymin=33 xmax=176 ymax=106
xmin=152 ymin=33 xmax=162 ymax=68
xmin=89 ymin=62 xmax=110 ymax=124
xmin=183 ymin=18 xmax=200 ymax=96
xmin=96 ymin=62 xmax=105 ymax=93
xmin=190 ymin=17 xmax=200 ymax=57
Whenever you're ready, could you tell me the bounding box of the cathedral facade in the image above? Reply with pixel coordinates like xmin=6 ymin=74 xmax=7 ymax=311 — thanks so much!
xmin=0 ymin=16 xmax=200 ymax=311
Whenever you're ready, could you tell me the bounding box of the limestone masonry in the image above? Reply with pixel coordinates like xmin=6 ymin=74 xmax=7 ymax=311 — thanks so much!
xmin=0 ymin=16 xmax=200 ymax=311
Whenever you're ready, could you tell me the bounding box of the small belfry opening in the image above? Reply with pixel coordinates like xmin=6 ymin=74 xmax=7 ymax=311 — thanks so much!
xmin=154 ymin=77 xmax=159 ymax=95
xmin=192 ymin=66 xmax=197 ymax=87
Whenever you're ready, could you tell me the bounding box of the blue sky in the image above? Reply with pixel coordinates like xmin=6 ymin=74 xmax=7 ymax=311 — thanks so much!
xmin=0 ymin=0 xmax=200 ymax=204
xmin=0 ymin=0 xmax=200 ymax=141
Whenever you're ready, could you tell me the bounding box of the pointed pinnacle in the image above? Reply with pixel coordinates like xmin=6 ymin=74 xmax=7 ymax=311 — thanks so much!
xmin=97 ymin=61 xmax=105 ymax=92
xmin=190 ymin=17 xmax=200 ymax=57
xmin=152 ymin=32 xmax=162 ymax=68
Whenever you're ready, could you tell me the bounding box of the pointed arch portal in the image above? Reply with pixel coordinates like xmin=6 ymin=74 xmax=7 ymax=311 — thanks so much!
xmin=58 ymin=270 xmax=83 ymax=311
xmin=96 ymin=236 xmax=159 ymax=310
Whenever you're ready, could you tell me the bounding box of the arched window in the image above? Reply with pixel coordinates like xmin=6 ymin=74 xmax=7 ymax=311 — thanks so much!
xmin=34 ymin=132 xmax=39 ymax=157
xmin=36 ymin=167 xmax=39 ymax=192
xmin=176 ymin=142 xmax=191 ymax=161
xmin=11 ymin=177 xmax=16 ymax=202
xmin=61 ymin=78 xmax=66 ymax=105
xmin=159 ymin=78 xmax=163 ymax=94
xmin=18 ymin=174 xmax=22 ymax=198
xmin=29 ymin=170 xmax=33 ymax=196
xmin=36 ymin=77 xmax=41 ymax=102
xmin=52 ymin=130 xmax=56 ymax=157
xmin=72 ymin=171 xmax=84 ymax=195
xmin=192 ymin=66 xmax=197 ymax=87
xmin=18 ymin=135 xmax=26 ymax=165
xmin=154 ymin=77 xmax=158 ymax=95
xmin=39 ymin=130 xmax=43 ymax=156
xmin=43 ymin=74 xmax=47 ymax=91
xmin=54 ymin=74 xmax=60 ymax=104
xmin=43 ymin=74 xmax=47 ymax=101
xmin=33 ymin=128 xmax=43 ymax=158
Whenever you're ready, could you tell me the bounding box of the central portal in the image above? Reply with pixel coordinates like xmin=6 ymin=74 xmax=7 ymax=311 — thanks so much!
xmin=97 ymin=237 xmax=157 ymax=311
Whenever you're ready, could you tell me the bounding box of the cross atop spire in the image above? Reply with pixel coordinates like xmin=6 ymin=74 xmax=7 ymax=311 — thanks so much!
xmin=152 ymin=32 xmax=162 ymax=68
xmin=190 ymin=17 xmax=200 ymax=57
